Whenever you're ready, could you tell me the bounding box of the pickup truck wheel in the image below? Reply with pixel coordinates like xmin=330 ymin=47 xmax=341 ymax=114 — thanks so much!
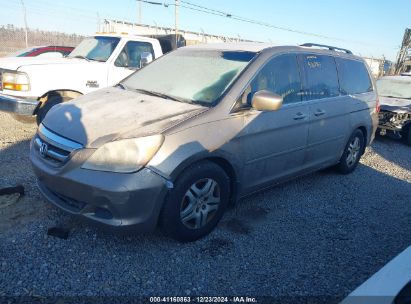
xmin=336 ymin=129 xmax=365 ymax=174
xmin=36 ymin=94 xmax=72 ymax=125
xmin=160 ymin=161 xmax=230 ymax=242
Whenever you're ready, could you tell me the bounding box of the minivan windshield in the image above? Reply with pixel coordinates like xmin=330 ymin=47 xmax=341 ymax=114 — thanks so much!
xmin=68 ymin=36 xmax=120 ymax=62
xmin=376 ymin=78 xmax=411 ymax=100
xmin=122 ymin=49 xmax=256 ymax=106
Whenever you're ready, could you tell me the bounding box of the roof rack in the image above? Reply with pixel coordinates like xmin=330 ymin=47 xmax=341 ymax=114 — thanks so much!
xmin=300 ymin=43 xmax=353 ymax=54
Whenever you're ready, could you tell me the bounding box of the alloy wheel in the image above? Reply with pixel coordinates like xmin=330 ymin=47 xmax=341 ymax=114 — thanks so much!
xmin=346 ymin=136 xmax=361 ymax=167
xmin=180 ymin=178 xmax=221 ymax=230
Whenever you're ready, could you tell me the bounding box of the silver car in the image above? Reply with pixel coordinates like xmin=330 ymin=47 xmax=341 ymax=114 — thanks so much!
xmin=30 ymin=43 xmax=379 ymax=242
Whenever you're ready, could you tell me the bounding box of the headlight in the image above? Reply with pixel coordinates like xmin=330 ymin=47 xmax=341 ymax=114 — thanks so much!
xmin=81 ymin=135 xmax=164 ymax=173
xmin=2 ymin=71 xmax=30 ymax=91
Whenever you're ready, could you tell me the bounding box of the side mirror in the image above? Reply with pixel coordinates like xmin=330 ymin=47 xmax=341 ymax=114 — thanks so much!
xmin=251 ymin=90 xmax=283 ymax=111
xmin=140 ymin=52 xmax=153 ymax=68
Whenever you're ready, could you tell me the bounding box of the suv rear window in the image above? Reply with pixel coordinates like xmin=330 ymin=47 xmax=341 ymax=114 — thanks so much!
xmin=301 ymin=54 xmax=340 ymax=100
xmin=336 ymin=58 xmax=373 ymax=94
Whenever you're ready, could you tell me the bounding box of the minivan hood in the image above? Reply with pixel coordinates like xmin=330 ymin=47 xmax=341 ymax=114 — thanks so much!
xmin=42 ymin=87 xmax=207 ymax=148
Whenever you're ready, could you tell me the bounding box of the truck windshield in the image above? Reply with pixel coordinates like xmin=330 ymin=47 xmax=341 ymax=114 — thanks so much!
xmin=377 ymin=78 xmax=411 ymax=100
xmin=122 ymin=49 xmax=256 ymax=106
xmin=68 ymin=36 xmax=120 ymax=62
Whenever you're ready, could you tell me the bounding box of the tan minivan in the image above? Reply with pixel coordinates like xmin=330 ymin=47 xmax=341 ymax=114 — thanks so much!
xmin=30 ymin=43 xmax=379 ymax=242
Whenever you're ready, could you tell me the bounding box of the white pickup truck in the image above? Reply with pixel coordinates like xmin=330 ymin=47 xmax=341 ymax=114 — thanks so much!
xmin=0 ymin=33 xmax=179 ymax=124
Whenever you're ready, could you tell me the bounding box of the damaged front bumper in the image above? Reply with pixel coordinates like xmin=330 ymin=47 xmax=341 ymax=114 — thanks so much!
xmin=378 ymin=110 xmax=411 ymax=133
xmin=0 ymin=93 xmax=39 ymax=116
xmin=30 ymin=137 xmax=170 ymax=232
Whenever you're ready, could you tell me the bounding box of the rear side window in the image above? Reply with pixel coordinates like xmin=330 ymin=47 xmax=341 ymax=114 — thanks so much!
xmin=336 ymin=58 xmax=373 ymax=94
xmin=301 ymin=54 xmax=340 ymax=100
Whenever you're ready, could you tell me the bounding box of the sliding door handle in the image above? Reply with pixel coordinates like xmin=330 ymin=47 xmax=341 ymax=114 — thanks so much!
xmin=314 ymin=110 xmax=326 ymax=117
xmin=293 ymin=112 xmax=307 ymax=120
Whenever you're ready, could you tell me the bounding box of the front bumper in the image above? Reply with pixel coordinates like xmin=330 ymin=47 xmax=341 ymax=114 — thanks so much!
xmin=30 ymin=141 xmax=170 ymax=232
xmin=0 ymin=93 xmax=39 ymax=115
xmin=378 ymin=109 xmax=411 ymax=130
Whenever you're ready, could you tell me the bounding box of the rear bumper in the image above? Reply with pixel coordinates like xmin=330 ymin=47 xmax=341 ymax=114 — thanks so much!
xmin=0 ymin=93 xmax=39 ymax=115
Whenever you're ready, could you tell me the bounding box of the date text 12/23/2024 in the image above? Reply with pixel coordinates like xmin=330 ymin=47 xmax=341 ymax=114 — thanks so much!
xmin=149 ymin=297 xmax=257 ymax=303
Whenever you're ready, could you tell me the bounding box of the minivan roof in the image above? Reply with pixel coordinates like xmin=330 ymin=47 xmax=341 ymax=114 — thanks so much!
xmin=184 ymin=42 xmax=276 ymax=52
xmin=184 ymin=42 xmax=360 ymax=59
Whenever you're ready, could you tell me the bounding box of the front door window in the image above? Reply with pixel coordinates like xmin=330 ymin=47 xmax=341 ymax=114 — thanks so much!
xmin=115 ymin=41 xmax=155 ymax=69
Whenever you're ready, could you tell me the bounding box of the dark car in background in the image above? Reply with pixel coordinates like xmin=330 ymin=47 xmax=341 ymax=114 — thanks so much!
xmin=376 ymin=76 xmax=411 ymax=145
xmin=6 ymin=46 xmax=74 ymax=58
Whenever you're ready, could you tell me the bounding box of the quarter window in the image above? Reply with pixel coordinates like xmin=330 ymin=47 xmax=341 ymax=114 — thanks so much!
xmin=336 ymin=58 xmax=373 ymax=95
xmin=245 ymin=54 xmax=302 ymax=105
xmin=115 ymin=41 xmax=155 ymax=68
xmin=301 ymin=54 xmax=340 ymax=100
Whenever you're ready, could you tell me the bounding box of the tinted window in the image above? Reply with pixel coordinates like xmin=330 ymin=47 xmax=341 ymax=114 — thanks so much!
xmin=245 ymin=54 xmax=302 ymax=105
xmin=336 ymin=58 xmax=373 ymax=94
xmin=115 ymin=41 xmax=155 ymax=68
xmin=302 ymin=54 xmax=339 ymax=100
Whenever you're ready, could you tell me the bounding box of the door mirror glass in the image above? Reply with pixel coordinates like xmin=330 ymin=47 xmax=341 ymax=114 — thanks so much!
xmin=252 ymin=90 xmax=283 ymax=111
xmin=140 ymin=52 xmax=153 ymax=68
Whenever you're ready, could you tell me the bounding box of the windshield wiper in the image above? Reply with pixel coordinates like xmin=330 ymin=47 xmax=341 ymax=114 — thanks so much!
xmin=71 ymin=55 xmax=90 ymax=62
xmin=88 ymin=58 xmax=106 ymax=62
xmin=133 ymin=89 xmax=186 ymax=103
xmin=117 ymin=83 xmax=128 ymax=90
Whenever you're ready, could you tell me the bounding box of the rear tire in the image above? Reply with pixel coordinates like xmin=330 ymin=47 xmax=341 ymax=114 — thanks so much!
xmin=336 ymin=129 xmax=365 ymax=174
xmin=36 ymin=94 xmax=72 ymax=125
xmin=160 ymin=161 xmax=230 ymax=242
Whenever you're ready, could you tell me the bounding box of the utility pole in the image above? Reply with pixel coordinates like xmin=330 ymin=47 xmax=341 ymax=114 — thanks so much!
xmin=138 ymin=0 xmax=142 ymax=24
xmin=20 ymin=0 xmax=28 ymax=47
xmin=175 ymin=0 xmax=179 ymax=46
xmin=96 ymin=12 xmax=100 ymax=32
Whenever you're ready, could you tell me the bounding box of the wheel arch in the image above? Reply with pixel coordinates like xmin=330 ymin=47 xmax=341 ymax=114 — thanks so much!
xmin=168 ymin=152 xmax=241 ymax=206
xmin=34 ymin=89 xmax=83 ymax=114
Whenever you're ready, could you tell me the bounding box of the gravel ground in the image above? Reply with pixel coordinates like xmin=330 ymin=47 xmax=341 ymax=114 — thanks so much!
xmin=0 ymin=112 xmax=410 ymax=302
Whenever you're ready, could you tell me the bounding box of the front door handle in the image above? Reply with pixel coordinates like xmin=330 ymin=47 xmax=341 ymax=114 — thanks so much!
xmin=314 ymin=109 xmax=326 ymax=117
xmin=293 ymin=112 xmax=307 ymax=120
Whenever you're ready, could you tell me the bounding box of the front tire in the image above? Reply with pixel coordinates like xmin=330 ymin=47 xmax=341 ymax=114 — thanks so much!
xmin=336 ymin=129 xmax=365 ymax=174
xmin=160 ymin=161 xmax=230 ymax=242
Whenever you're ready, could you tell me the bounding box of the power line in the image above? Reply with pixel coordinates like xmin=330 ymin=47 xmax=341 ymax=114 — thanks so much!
xmin=137 ymin=0 xmax=372 ymax=46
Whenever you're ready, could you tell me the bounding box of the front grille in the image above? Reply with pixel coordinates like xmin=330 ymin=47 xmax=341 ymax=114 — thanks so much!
xmin=34 ymin=124 xmax=83 ymax=165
